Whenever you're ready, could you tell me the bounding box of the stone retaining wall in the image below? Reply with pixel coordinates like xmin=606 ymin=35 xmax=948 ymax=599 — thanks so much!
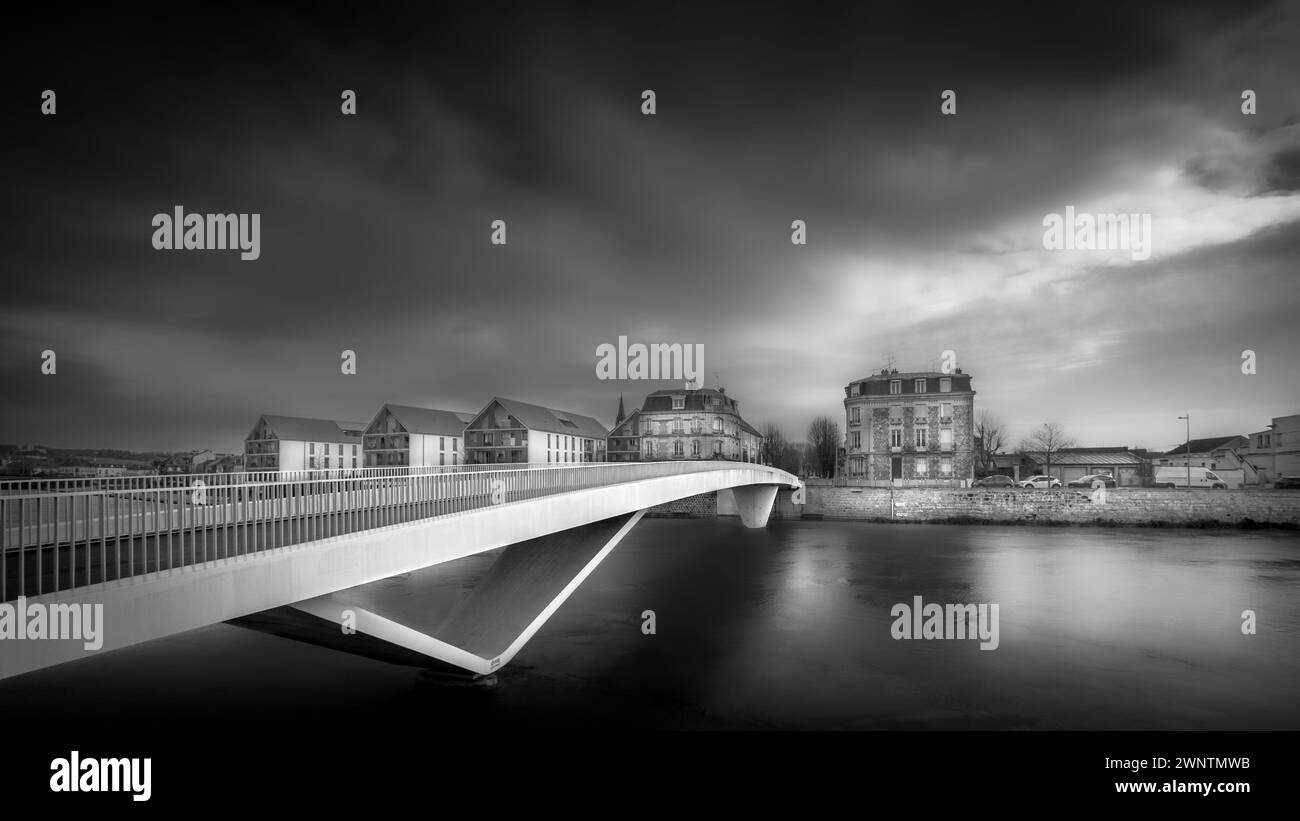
xmin=805 ymin=486 xmax=1300 ymax=527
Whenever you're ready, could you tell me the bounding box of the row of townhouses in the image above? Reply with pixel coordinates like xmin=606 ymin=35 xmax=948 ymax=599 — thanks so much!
xmin=243 ymin=387 xmax=763 ymax=472
xmin=840 ymin=366 xmax=1298 ymax=488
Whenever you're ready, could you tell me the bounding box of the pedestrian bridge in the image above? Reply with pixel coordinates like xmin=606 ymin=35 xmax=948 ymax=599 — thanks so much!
xmin=0 ymin=462 xmax=800 ymax=681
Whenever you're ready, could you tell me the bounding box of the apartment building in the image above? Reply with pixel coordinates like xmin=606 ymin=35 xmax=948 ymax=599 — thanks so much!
xmin=842 ymin=368 xmax=975 ymax=485
xmin=636 ymin=387 xmax=761 ymax=462
xmin=244 ymin=415 xmax=367 ymax=471
xmin=607 ymin=408 xmax=643 ymax=462
xmin=465 ymin=397 xmax=609 ymax=464
xmin=362 ymin=404 xmax=473 ymax=468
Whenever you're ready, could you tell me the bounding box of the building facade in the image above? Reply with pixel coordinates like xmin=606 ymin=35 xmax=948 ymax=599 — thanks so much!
xmin=843 ymin=369 xmax=975 ymax=485
xmin=1240 ymin=413 xmax=1300 ymax=483
xmin=362 ymin=404 xmax=472 ymax=468
xmin=606 ymin=408 xmax=643 ymax=462
xmin=636 ymin=387 xmax=761 ymax=462
xmin=465 ymin=397 xmax=609 ymax=464
xmin=1028 ymin=447 xmax=1151 ymax=486
xmin=244 ymin=416 xmax=367 ymax=472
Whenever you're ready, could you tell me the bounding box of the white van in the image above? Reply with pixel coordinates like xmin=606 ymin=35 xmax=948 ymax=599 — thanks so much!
xmin=1154 ymin=466 xmax=1228 ymax=489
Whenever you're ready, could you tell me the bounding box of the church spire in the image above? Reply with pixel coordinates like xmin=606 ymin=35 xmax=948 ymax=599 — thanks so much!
xmin=615 ymin=394 xmax=626 ymax=426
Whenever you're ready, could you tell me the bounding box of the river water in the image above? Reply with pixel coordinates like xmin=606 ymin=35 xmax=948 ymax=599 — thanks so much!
xmin=2 ymin=519 xmax=1297 ymax=731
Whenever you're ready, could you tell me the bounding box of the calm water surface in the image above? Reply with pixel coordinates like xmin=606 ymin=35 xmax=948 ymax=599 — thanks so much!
xmin=3 ymin=519 xmax=1297 ymax=731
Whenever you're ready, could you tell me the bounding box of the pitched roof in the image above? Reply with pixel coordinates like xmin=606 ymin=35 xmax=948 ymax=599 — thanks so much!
xmin=1172 ymin=435 xmax=1246 ymax=454
xmin=487 ymin=397 xmax=610 ymax=439
xmin=638 ymin=388 xmax=760 ymax=436
xmin=1023 ymin=447 xmax=1150 ymax=466
xmin=258 ymin=415 xmax=363 ymax=444
xmin=378 ymin=404 xmax=473 ymax=437
xmin=609 ymin=408 xmax=641 ymax=437
xmin=640 ymin=387 xmax=738 ymax=414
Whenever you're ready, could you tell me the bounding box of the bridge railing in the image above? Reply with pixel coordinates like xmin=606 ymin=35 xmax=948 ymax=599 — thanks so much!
xmin=0 ymin=463 xmax=521 ymax=496
xmin=0 ymin=460 xmax=790 ymax=601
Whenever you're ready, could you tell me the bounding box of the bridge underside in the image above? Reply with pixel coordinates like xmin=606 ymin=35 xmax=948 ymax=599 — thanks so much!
xmin=234 ymin=512 xmax=644 ymax=676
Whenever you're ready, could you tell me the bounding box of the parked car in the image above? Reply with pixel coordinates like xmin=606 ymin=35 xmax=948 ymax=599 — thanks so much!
xmin=973 ymin=474 xmax=1017 ymax=488
xmin=1066 ymin=473 xmax=1117 ymax=489
xmin=1153 ymin=466 xmax=1228 ymax=489
xmin=1018 ymin=475 xmax=1062 ymax=489
xmin=1274 ymin=475 xmax=1300 ymax=489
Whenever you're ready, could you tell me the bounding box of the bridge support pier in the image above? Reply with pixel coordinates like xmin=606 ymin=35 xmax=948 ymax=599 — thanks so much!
xmin=283 ymin=511 xmax=645 ymax=676
xmin=728 ymin=484 xmax=779 ymax=528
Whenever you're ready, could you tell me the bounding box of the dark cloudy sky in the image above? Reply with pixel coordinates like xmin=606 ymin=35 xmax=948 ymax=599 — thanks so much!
xmin=2 ymin=2 xmax=1298 ymax=453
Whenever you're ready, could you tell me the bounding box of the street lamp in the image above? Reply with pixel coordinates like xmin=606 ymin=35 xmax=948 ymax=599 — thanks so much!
xmin=1177 ymin=414 xmax=1190 ymax=487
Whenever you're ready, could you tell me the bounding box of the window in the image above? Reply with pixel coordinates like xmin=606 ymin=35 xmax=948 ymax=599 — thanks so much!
xmin=692 ymin=417 xmax=703 ymax=433
xmin=914 ymin=378 xmax=926 ymax=393
xmin=890 ymin=380 xmax=901 ymax=395
xmin=939 ymin=378 xmax=952 ymax=393
xmin=890 ymin=429 xmax=903 ymax=448
xmin=712 ymin=417 xmax=722 ymax=432
xmin=309 ymin=443 xmax=315 ymax=454
xmin=692 ymin=440 xmax=700 ymax=457
xmin=851 ymin=431 xmax=861 ymax=449
xmin=352 ymin=457 xmax=357 ymax=468
xmin=915 ymin=458 xmax=928 ymax=475
xmin=674 ymin=419 xmax=684 ymax=434
xmin=440 ymin=437 xmax=445 ymax=450
xmin=440 ymin=453 xmax=445 ymax=465
xmin=940 ymin=402 xmax=952 ymax=419
xmin=850 ymin=407 xmax=861 ymax=424
xmin=674 ymin=441 xmax=684 ymax=457
xmin=453 ymin=452 xmax=458 ymax=465
xmin=940 ymin=429 xmax=953 ymax=450
xmin=352 ymin=445 xmax=357 ymax=456
xmin=715 ymin=440 xmax=722 ymax=455
xmin=915 ymin=428 xmax=928 ymax=448
xmin=325 ymin=456 xmax=330 ymax=468
xmin=850 ymin=383 xmax=860 ymax=396
xmin=940 ymin=457 xmax=952 ymax=475
xmin=337 ymin=444 xmax=343 ymax=455
xmin=672 ymin=395 xmax=685 ymax=410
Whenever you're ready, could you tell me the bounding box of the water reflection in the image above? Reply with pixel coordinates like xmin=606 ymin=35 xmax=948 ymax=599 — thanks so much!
xmin=0 ymin=520 xmax=1296 ymax=731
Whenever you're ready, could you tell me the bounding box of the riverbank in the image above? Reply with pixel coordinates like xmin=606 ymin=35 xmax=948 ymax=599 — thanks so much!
xmin=647 ymin=486 xmax=1300 ymax=528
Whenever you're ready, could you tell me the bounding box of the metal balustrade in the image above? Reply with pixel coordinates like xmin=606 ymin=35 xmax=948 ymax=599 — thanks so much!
xmin=0 ymin=463 xmax=512 ymax=496
xmin=0 ymin=461 xmax=784 ymax=602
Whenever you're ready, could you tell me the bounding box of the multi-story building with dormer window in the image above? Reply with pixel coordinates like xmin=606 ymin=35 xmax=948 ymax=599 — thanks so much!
xmin=465 ymin=397 xmax=609 ymax=464
xmin=362 ymin=404 xmax=473 ymax=468
xmin=842 ymin=368 xmax=975 ymax=485
xmin=636 ymin=387 xmax=761 ymax=462
xmin=244 ymin=415 xmax=367 ymax=472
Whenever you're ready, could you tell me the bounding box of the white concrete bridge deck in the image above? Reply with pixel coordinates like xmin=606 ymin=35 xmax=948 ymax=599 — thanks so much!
xmin=0 ymin=462 xmax=799 ymax=681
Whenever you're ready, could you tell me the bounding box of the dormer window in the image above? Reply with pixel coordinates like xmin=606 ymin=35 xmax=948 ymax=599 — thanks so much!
xmin=914 ymin=378 xmax=927 ymax=393
xmin=889 ymin=380 xmax=901 ymax=395
xmin=672 ymin=395 xmax=685 ymax=410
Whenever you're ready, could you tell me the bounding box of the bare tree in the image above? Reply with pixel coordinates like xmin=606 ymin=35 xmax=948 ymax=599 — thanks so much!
xmin=974 ymin=410 xmax=1006 ymax=475
xmin=1019 ymin=422 xmax=1075 ymax=479
xmin=807 ymin=416 xmax=841 ymax=478
xmin=781 ymin=442 xmax=808 ymax=476
xmin=760 ymin=422 xmax=787 ymax=467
